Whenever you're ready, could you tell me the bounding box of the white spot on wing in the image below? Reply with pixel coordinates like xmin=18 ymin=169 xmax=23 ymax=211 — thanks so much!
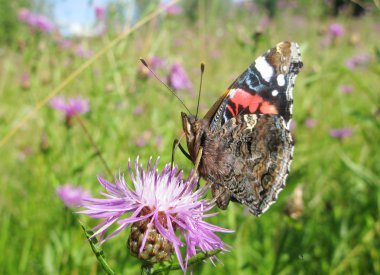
xmin=255 ymin=56 xmax=273 ymax=82
xmin=277 ymin=74 xmax=285 ymax=86
xmin=272 ymin=90 xmax=278 ymax=97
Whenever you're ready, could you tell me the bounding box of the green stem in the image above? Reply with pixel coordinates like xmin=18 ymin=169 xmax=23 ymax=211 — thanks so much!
xmin=271 ymin=220 xmax=289 ymax=275
xmin=75 ymin=116 xmax=113 ymax=178
xmin=80 ymin=222 xmax=115 ymax=275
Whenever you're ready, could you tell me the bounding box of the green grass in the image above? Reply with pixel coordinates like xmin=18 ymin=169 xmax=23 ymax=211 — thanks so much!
xmin=0 ymin=1 xmax=379 ymax=274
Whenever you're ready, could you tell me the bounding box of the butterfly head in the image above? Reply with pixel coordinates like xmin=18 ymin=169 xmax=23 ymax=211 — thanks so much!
xmin=181 ymin=112 xmax=208 ymax=162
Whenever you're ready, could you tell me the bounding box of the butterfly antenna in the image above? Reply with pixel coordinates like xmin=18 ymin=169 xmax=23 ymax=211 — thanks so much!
xmin=195 ymin=63 xmax=205 ymax=119
xmin=140 ymin=58 xmax=192 ymax=115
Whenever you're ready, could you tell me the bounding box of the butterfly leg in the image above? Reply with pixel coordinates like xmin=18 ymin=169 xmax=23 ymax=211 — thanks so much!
xmin=171 ymin=138 xmax=192 ymax=170
xmin=211 ymin=184 xmax=231 ymax=210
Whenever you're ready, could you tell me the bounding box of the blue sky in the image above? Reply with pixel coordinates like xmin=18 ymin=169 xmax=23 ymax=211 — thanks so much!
xmin=47 ymin=0 xmax=111 ymax=36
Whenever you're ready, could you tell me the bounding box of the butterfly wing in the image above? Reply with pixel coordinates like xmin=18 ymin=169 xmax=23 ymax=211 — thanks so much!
xmin=205 ymin=41 xmax=302 ymax=131
xmin=203 ymin=114 xmax=294 ymax=216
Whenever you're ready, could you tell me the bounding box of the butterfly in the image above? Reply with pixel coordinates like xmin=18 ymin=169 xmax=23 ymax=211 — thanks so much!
xmin=181 ymin=41 xmax=303 ymax=216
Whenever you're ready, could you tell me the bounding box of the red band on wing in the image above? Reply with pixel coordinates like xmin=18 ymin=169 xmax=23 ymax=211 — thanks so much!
xmin=228 ymin=88 xmax=278 ymax=116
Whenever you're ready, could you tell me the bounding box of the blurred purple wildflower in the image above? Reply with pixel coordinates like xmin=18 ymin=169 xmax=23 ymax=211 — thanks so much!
xmin=134 ymin=131 xmax=151 ymax=148
xmin=345 ymin=53 xmax=370 ymax=70
xmin=95 ymin=6 xmax=106 ymax=21
xmin=139 ymin=56 xmax=165 ymax=78
xmin=155 ymin=135 xmax=163 ymax=150
xmin=167 ymin=62 xmax=193 ymax=92
xmin=18 ymin=8 xmax=31 ymax=23
xmin=256 ymin=15 xmax=270 ymax=33
xmin=133 ymin=105 xmax=145 ymax=116
xmin=161 ymin=2 xmax=183 ymax=15
xmin=329 ymin=128 xmax=353 ymax=139
xmin=18 ymin=9 xmax=54 ymax=33
xmin=20 ymin=73 xmax=30 ymax=90
xmin=304 ymin=118 xmax=317 ymax=128
xmin=50 ymin=96 xmax=89 ymax=117
xmin=57 ymin=184 xmax=91 ymax=208
xmin=277 ymin=0 xmax=298 ymax=9
xmin=75 ymin=46 xmax=93 ymax=58
xmin=79 ymin=157 xmax=232 ymax=272
xmin=134 ymin=137 xmax=146 ymax=148
xmin=57 ymin=39 xmax=72 ymax=49
xmin=339 ymin=85 xmax=353 ymax=94
xmin=328 ymin=23 xmax=345 ymax=37
xmin=150 ymin=56 xmax=165 ymax=69
xmin=34 ymin=15 xmax=54 ymax=32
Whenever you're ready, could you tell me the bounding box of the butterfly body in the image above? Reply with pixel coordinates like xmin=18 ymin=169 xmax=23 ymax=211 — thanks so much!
xmin=182 ymin=41 xmax=303 ymax=216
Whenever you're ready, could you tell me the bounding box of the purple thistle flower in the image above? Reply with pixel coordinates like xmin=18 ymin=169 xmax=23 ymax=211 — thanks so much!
xmin=95 ymin=6 xmax=106 ymax=21
xmin=57 ymin=184 xmax=91 ymax=208
xmin=79 ymin=157 xmax=232 ymax=272
xmin=18 ymin=8 xmax=31 ymax=23
xmin=328 ymin=23 xmax=345 ymax=37
xmin=345 ymin=53 xmax=371 ymax=70
xmin=167 ymin=62 xmax=193 ymax=92
xmin=161 ymin=2 xmax=183 ymax=15
xmin=304 ymin=118 xmax=317 ymax=128
xmin=50 ymin=96 xmax=89 ymax=117
xmin=339 ymin=85 xmax=353 ymax=94
xmin=34 ymin=15 xmax=54 ymax=32
xmin=75 ymin=46 xmax=93 ymax=58
xmin=133 ymin=105 xmax=145 ymax=116
xmin=329 ymin=128 xmax=353 ymax=139
xmin=57 ymin=39 xmax=72 ymax=49
xmin=18 ymin=9 xmax=54 ymax=33
xmin=150 ymin=56 xmax=165 ymax=70
xmin=139 ymin=56 xmax=165 ymax=79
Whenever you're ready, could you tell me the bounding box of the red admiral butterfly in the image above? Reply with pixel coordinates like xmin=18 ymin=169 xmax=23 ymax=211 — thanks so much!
xmin=181 ymin=41 xmax=303 ymax=216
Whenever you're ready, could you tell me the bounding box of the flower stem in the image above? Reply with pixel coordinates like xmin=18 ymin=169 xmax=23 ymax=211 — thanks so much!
xmin=75 ymin=116 xmax=113 ymax=178
xmin=80 ymin=222 xmax=115 ymax=275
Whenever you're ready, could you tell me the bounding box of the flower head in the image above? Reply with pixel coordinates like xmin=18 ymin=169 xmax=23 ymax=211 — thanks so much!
xmin=304 ymin=118 xmax=316 ymax=128
xmin=95 ymin=6 xmax=106 ymax=21
xmin=167 ymin=62 xmax=193 ymax=92
xmin=345 ymin=53 xmax=370 ymax=70
xmin=161 ymin=2 xmax=183 ymax=15
xmin=18 ymin=8 xmax=31 ymax=23
xmin=339 ymin=85 xmax=353 ymax=94
xmin=57 ymin=184 xmax=91 ymax=208
xmin=50 ymin=96 xmax=89 ymax=117
xmin=329 ymin=128 xmax=353 ymax=139
xmin=138 ymin=56 xmax=166 ymax=79
xmin=57 ymin=39 xmax=72 ymax=49
xmin=328 ymin=23 xmax=345 ymax=37
xmin=18 ymin=9 xmax=54 ymax=33
xmin=75 ymin=46 xmax=93 ymax=58
xmin=79 ymin=157 xmax=231 ymax=271
xmin=34 ymin=15 xmax=54 ymax=32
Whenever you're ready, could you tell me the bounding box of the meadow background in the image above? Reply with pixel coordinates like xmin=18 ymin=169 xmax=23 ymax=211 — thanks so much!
xmin=0 ymin=0 xmax=379 ymax=274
